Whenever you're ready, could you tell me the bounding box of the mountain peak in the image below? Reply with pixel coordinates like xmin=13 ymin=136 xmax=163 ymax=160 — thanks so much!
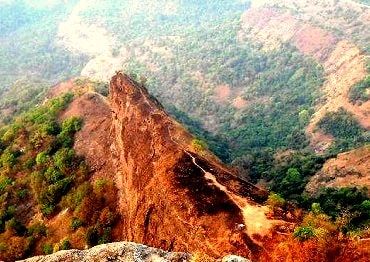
xmin=106 ymin=72 xmax=276 ymax=259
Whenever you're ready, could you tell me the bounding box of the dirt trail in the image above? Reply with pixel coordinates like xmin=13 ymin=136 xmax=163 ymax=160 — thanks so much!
xmin=184 ymin=150 xmax=280 ymax=242
xmin=168 ymin=125 xmax=278 ymax=240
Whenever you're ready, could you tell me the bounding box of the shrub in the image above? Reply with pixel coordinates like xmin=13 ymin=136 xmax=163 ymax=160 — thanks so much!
xmin=39 ymin=121 xmax=59 ymax=136
xmin=70 ymin=217 xmax=83 ymax=231
xmin=0 ymin=175 xmax=12 ymax=192
xmin=48 ymin=93 xmax=74 ymax=115
xmin=5 ymin=218 xmax=27 ymax=236
xmin=53 ymin=148 xmax=75 ymax=171
xmin=39 ymin=177 xmax=73 ymax=215
xmin=16 ymin=189 xmax=28 ymax=199
xmin=94 ymin=179 xmax=107 ymax=192
xmin=24 ymin=158 xmax=36 ymax=170
xmin=35 ymin=152 xmax=49 ymax=166
xmin=267 ymin=193 xmax=286 ymax=209
xmin=59 ymin=239 xmax=71 ymax=250
xmin=0 ymin=242 xmax=6 ymax=251
xmin=318 ymin=109 xmax=364 ymax=139
xmin=0 ymin=150 xmax=16 ymax=168
xmin=40 ymin=204 xmax=55 ymax=216
xmin=313 ymin=187 xmax=369 ymax=219
xmin=192 ymin=138 xmax=208 ymax=153
xmin=57 ymin=117 xmax=82 ymax=148
xmin=318 ymin=108 xmax=367 ymax=152
xmin=349 ymin=76 xmax=370 ymax=103
xmin=98 ymin=227 xmax=111 ymax=245
xmin=44 ymin=167 xmax=64 ymax=184
xmin=1 ymin=124 xmax=20 ymax=144
xmin=279 ymin=168 xmax=305 ymax=198
xmin=61 ymin=182 xmax=91 ymax=210
xmin=85 ymin=226 xmax=99 ymax=247
xmin=28 ymin=222 xmax=47 ymax=238
xmin=56 ymin=133 xmax=73 ymax=148
xmin=42 ymin=243 xmax=53 ymax=255
xmin=293 ymin=226 xmax=316 ymax=241
xmin=360 ymin=200 xmax=370 ymax=215
xmin=61 ymin=117 xmax=82 ymax=134
xmin=311 ymin=203 xmax=322 ymax=215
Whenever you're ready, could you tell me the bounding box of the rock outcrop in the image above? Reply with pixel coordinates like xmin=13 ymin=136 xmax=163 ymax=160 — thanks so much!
xmin=47 ymin=73 xmax=280 ymax=260
xmin=19 ymin=242 xmax=252 ymax=262
xmin=19 ymin=242 xmax=190 ymax=262
xmin=108 ymin=73 xmax=271 ymax=259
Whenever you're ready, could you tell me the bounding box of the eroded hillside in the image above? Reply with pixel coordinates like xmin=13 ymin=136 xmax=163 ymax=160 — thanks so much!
xmin=0 ymin=73 xmax=293 ymax=261
xmin=106 ymin=72 xmax=281 ymax=259
xmin=306 ymin=145 xmax=370 ymax=195
xmin=240 ymin=0 xmax=370 ymax=152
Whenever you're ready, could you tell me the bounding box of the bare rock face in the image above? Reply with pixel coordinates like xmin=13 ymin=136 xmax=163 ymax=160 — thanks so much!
xmin=108 ymin=73 xmax=269 ymax=259
xmin=60 ymin=92 xmax=116 ymax=181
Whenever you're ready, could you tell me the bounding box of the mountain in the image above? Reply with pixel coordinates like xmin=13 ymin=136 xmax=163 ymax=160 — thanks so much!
xmin=108 ymin=73 xmax=272 ymax=257
xmin=62 ymin=72 xmax=277 ymax=258
xmin=0 ymin=0 xmax=370 ymax=261
xmin=0 ymin=73 xmax=288 ymax=261
xmin=1 ymin=0 xmax=368 ymax=156
xmin=239 ymin=0 xmax=370 ymax=152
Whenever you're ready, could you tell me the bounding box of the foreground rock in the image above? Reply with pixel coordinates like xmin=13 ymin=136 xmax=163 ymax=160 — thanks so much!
xmin=19 ymin=242 xmax=251 ymax=262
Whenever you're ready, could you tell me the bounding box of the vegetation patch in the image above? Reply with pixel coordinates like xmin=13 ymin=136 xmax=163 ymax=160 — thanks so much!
xmin=0 ymin=93 xmax=118 ymax=261
xmin=349 ymin=76 xmax=370 ymax=104
xmin=318 ymin=108 xmax=369 ymax=153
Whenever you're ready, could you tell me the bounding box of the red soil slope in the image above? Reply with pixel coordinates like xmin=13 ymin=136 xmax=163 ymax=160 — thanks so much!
xmin=50 ymin=73 xmax=288 ymax=260
xmin=108 ymin=73 xmax=276 ymax=259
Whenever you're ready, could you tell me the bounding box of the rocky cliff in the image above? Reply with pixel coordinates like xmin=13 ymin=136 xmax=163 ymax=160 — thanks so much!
xmin=19 ymin=242 xmax=190 ymax=262
xmin=52 ymin=73 xmax=283 ymax=260
xmin=107 ymin=73 xmax=274 ymax=259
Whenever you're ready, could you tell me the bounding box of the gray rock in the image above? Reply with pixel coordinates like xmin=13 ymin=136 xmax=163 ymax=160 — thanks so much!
xmin=222 ymin=255 xmax=252 ymax=262
xmin=18 ymin=241 xmax=252 ymax=262
xmin=18 ymin=242 xmax=191 ymax=262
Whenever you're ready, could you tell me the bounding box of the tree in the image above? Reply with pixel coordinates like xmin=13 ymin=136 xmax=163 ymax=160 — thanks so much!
xmin=53 ymin=148 xmax=75 ymax=171
xmin=279 ymin=168 xmax=305 ymax=198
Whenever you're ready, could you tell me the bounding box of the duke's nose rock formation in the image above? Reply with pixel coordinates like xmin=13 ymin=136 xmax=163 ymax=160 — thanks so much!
xmin=108 ymin=72 xmax=269 ymax=259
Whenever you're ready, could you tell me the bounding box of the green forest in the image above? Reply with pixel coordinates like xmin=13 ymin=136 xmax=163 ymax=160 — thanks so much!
xmin=0 ymin=93 xmax=117 ymax=260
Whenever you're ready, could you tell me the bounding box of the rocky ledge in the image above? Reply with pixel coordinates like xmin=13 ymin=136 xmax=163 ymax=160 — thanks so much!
xmin=18 ymin=242 xmax=250 ymax=262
